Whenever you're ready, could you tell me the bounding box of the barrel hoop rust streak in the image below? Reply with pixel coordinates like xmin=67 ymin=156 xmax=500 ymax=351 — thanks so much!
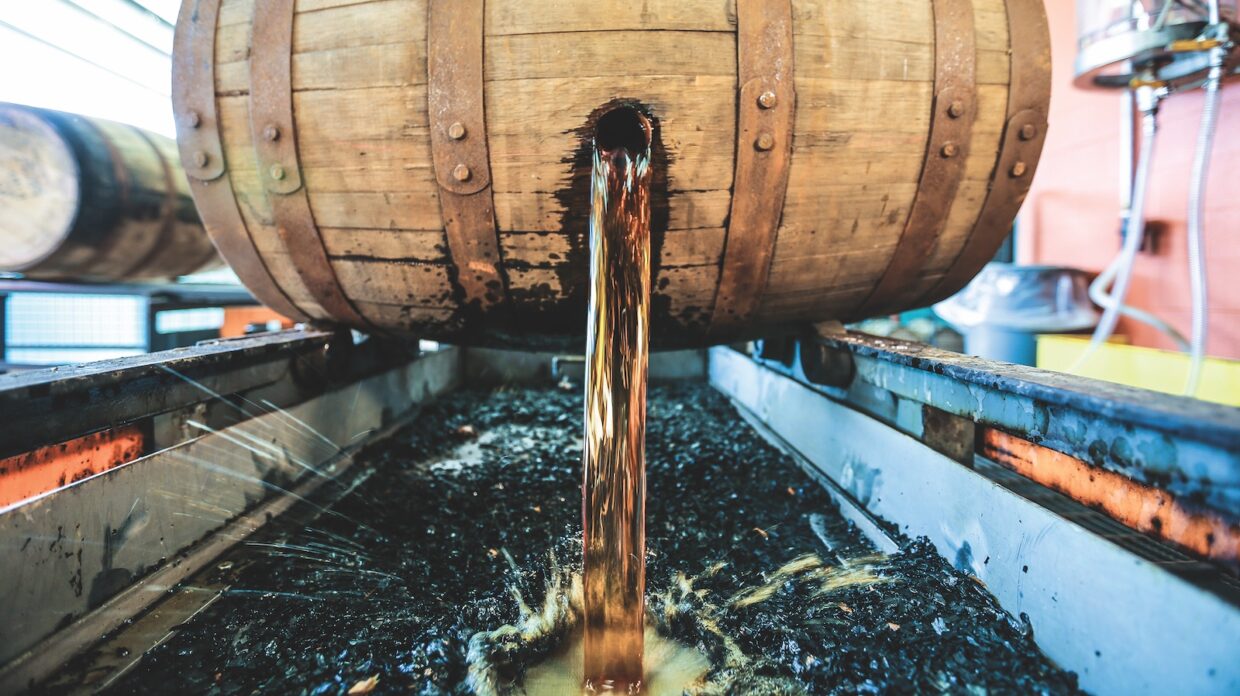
xmin=427 ymin=0 xmax=508 ymax=310
xmin=172 ymin=0 xmax=308 ymax=321
xmin=250 ymin=0 xmax=375 ymax=330
xmin=119 ymin=126 xmax=181 ymax=278
xmin=917 ymin=0 xmax=1051 ymax=306
xmin=855 ymin=0 xmax=977 ymax=318
xmin=708 ymin=0 xmax=796 ymax=339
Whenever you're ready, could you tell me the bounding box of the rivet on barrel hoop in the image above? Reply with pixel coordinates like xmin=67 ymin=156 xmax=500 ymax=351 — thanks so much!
xmin=755 ymin=132 xmax=775 ymax=151
xmin=448 ymin=122 xmax=467 ymax=140
xmin=948 ymin=100 xmax=966 ymax=118
xmin=1010 ymin=161 xmax=1028 ymax=177
xmin=453 ymin=163 xmax=472 ymax=182
xmin=193 ymin=150 xmax=208 ymax=168
xmin=264 ymin=124 xmax=281 ymax=142
xmin=941 ymin=143 xmax=959 ymax=158
xmin=758 ymin=91 xmax=778 ymax=109
xmin=1020 ymin=123 xmax=1037 ymax=141
xmin=270 ymin=164 xmax=286 ymax=180
xmin=186 ymin=110 xmax=201 ymax=129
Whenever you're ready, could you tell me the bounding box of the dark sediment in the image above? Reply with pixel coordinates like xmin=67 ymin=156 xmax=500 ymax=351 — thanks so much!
xmin=97 ymin=384 xmax=1080 ymax=695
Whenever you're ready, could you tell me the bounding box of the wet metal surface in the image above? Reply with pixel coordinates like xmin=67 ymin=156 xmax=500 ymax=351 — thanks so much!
xmin=794 ymin=332 xmax=1240 ymax=520
xmin=713 ymin=346 xmax=1240 ymax=695
xmin=0 ymin=349 xmax=459 ymax=687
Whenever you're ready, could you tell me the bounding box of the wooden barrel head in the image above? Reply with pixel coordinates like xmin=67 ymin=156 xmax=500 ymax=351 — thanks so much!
xmin=0 ymin=106 xmax=79 ymax=272
xmin=172 ymin=0 xmax=1051 ymax=348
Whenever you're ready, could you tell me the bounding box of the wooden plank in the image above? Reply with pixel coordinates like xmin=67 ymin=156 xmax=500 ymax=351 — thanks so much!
xmin=655 ymin=264 xmax=718 ymax=325
xmin=351 ymin=300 xmax=456 ymax=328
xmin=321 ymin=227 xmax=447 ymax=261
xmin=661 ymin=227 xmax=725 ymax=267
xmin=485 ymin=74 xmax=735 ymax=194
xmin=485 ymin=31 xmax=734 ymax=82
xmin=500 ymin=232 xmax=570 ymax=266
xmin=485 ymin=0 xmax=735 ymax=35
xmin=505 ymin=266 xmax=563 ymax=300
xmin=493 ymin=190 xmax=730 ymax=232
xmin=219 ymin=0 xmax=384 ymax=27
xmin=218 ymin=43 xmax=425 ymax=93
xmin=793 ymin=0 xmax=1008 ymax=52
xmin=218 ymin=0 xmax=424 ymax=64
xmin=309 ymin=191 xmax=443 ymax=230
xmin=490 ymin=128 xmax=734 ymax=193
xmin=219 ymin=89 xmax=429 ymax=143
xmin=331 ymin=258 xmax=456 ymax=307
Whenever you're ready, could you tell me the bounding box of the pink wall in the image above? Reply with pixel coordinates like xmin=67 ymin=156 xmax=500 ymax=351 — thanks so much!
xmin=1021 ymin=0 xmax=1240 ymax=359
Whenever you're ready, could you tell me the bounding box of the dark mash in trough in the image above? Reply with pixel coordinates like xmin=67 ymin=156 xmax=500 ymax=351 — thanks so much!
xmin=102 ymin=384 xmax=1080 ymax=694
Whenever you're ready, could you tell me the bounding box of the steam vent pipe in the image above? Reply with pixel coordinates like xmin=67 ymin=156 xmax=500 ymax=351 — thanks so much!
xmin=172 ymin=0 xmax=1051 ymax=348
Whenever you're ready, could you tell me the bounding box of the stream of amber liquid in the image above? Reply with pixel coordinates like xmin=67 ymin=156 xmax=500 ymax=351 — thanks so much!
xmin=582 ymin=110 xmax=653 ymax=693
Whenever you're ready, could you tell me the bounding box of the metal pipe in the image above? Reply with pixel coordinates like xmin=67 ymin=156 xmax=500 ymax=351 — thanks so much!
xmin=1075 ymin=86 xmax=1162 ymax=372
xmin=1185 ymin=30 xmax=1226 ymax=395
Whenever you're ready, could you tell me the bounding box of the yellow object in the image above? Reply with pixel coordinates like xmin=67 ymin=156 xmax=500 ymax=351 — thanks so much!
xmin=1037 ymin=335 xmax=1240 ymax=406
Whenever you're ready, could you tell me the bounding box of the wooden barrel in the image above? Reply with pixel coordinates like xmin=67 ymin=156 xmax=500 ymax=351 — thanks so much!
xmin=0 ymin=104 xmax=221 ymax=282
xmin=172 ymin=0 xmax=1050 ymax=347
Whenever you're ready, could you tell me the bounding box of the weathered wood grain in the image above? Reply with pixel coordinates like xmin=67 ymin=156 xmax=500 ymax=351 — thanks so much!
xmin=191 ymin=0 xmax=1040 ymax=343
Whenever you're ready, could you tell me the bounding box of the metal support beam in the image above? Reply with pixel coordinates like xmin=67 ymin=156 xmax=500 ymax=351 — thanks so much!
xmin=0 ymin=347 xmax=461 ymax=689
xmin=710 ymin=346 xmax=1239 ymax=696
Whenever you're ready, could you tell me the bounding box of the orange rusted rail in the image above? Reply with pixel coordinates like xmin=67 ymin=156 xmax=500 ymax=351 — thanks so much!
xmin=981 ymin=428 xmax=1239 ymax=568
xmin=0 ymin=427 xmax=144 ymax=508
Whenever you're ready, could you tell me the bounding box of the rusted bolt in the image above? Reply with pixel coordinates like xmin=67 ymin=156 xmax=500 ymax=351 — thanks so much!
xmin=186 ymin=110 xmax=201 ymax=129
xmin=270 ymin=164 xmax=286 ymax=181
xmin=947 ymin=101 xmax=966 ymax=118
xmin=1010 ymin=161 xmax=1028 ymax=177
xmin=941 ymin=142 xmax=959 ymax=158
xmin=453 ymin=163 xmax=472 ymax=182
xmin=192 ymin=150 xmax=208 ymax=168
xmin=1019 ymin=123 xmax=1037 ymax=141
xmin=755 ymin=132 xmax=775 ymax=151
xmin=447 ymin=122 xmax=467 ymax=140
xmin=263 ymin=124 xmax=280 ymax=142
xmin=757 ymin=91 xmax=778 ymax=109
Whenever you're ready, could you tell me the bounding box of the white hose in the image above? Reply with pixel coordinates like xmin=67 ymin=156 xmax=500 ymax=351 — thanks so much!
xmin=1185 ymin=58 xmax=1224 ymax=396
xmin=1089 ymin=253 xmax=1191 ymax=350
xmin=1072 ymin=106 xmax=1159 ymax=373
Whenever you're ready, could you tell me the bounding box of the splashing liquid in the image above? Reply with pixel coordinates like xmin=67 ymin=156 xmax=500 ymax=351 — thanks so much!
xmin=581 ymin=107 xmax=653 ymax=692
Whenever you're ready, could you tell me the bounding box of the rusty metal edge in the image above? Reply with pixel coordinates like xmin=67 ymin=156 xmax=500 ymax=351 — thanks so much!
xmin=172 ymin=0 xmax=308 ymax=321
xmin=854 ymin=0 xmax=978 ymax=317
xmin=0 ymin=404 xmax=421 ymax=695
xmin=980 ymin=428 xmax=1239 ymax=571
xmin=915 ymin=0 xmax=1052 ymax=306
xmin=426 ymin=0 xmax=508 ymax=311
xmin=707 ymin=0 xmax=796 ymax=339
xmin=249 ymin=0 xmax=376 ymax=330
